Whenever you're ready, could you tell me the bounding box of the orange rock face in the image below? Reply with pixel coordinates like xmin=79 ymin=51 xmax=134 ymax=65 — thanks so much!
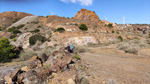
xmin=73 ymin=8 xmax=101 ymax=23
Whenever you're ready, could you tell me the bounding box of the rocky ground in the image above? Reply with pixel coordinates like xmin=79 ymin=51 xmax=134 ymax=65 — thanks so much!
xmin=79 ymin=44 xmax=150 ymax=84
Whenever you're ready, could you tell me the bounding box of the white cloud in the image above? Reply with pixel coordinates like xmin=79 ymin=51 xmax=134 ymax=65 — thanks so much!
xmin=60 ymin=0 xmax=93 ymax=6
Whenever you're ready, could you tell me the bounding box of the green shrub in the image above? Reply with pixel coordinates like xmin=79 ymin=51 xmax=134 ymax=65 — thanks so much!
xmin=78 ymin=24 xmax=88 ymax=31
xmin=55 ymin=27 xmax=65 ymax=33
xmin=112 ymin=30 xmax=115 ymax=33
xmin=118 ymin=36 xmax=123 ymax=41
xmin=9 ymin=34 xmax=17 ymax=39
xmin=13 ymin=30 xmax=22 ymax=34
xmin=30 ymin=29 xmax=40 ymax=33
xmin=29 ymin=35 xmax=46 ymax=45
xmin=38 ymin=25 xmax=42 ymax=28
xmin=16 ymin=24 xmax=25 ymax=29
xmin=8 ymin=28 xmax=15 ymax=32
xmin=149 ymin=32 xmax=150 ymax=38
xmin=0 ymin=38 xmax=16 ymax=62
xmin=13 ymin=38 xmax=17 ymax=42
xmin=73 ymin=53 xmax=80 ymax=60
xmin=108 ymin=23 xmax=113 ymax=28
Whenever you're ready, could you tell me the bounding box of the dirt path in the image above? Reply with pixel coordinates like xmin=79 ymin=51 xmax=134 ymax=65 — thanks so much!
xmin=80 ymin=44 xmax=150 ymax=84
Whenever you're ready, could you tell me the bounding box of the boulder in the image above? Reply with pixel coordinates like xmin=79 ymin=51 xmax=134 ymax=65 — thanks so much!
xmin=39 ymin=53 xmax=48 ymax=63
xmin=22 ymin=70 xmax=38 ymax=84
xmin=21 ymin=66 xmax=29 ymax=72
xmin=4 ymin=70 xmax=18 ymax=84
xmin=67 ymin=79 xmax=76 ymax=84
xmin=27 ymin=59 xmax=42 ymax=69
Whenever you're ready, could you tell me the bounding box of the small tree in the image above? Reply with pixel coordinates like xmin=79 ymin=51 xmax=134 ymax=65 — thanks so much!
xmin=78 ymin=24 xmax=88 ymax=31
xmin=0 ymin=38 xmax=16 ymax=62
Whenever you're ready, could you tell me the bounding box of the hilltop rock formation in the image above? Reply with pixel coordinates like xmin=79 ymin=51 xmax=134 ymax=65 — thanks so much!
xmin=73 ymin=8 xmax=101 ymax=23
xmin=0 ymin=11 xmax=33 ymax=28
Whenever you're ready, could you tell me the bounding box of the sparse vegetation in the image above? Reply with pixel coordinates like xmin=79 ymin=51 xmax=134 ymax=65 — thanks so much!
xmin=118 ymin=39 xmax=150 ymax=54
xmin=18 ymin=50 xmax=37 ymax=61
xmin=78 ymin=24 xmax=88 ymax=31
xmin=29 ymin=34 xmax=46 ymax=45
xmin=0 ymin=38 xmax=16 ymax=63
xmin=13 ymin=17 xmax=21 ymax=23
xmin=149 ymin=32 xmax=150 ymax=38
xmin=37 ymin=47 xmax=52 ymax=56
xmin=31 ymin=21 xmax=39 ymax=24
xmin=55 ymin=27 xmax=65 ymax=33
xmin=73 ymin=53 xmax=80 ymax=60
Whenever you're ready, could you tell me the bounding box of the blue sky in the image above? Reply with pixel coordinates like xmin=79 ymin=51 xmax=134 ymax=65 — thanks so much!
xmin=0 ymin=0 xmax=150 ymax=24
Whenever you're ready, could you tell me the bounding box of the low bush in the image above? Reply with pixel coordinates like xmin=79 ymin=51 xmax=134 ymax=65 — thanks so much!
xmin=118 ymin=36 xmax=123 ymax=41
xmin=30 ymin=29 xmax=40 ymax=33
xmin=0 ymin=38 xmax=16 ymax=63
xmin=108 ymin=23 xmax=113 ymax=28
xmin=55 ymin=27 xmax=65 ymax=33
xmin=112 ymin=30 xmax=115 ymax=33
xmin=118 ymin=39 xmax=150 ymax=54
xmin=16 ymin=24 xmax=25 ymax=29
xmin=18 ymin=50 xmax=37 ymax=61
xmin=149 ymin=32 xmax=150 ymax=38
xmin=9 ymin=34 xmax=17 ymax=39
xmin=8 ymin=28 xmax=15 ymax=32
xmin=13 ymin=38 xmax=17 ymax=42
xmin=29 ymin=35 xmax=46 ymax=45
xmin=78 ymin=24 xmax=88 ymax=31
xmin=13 ymin=30 xmax=22 ymax=34
xmin=38 ymin=25 xmax=42 ymax=28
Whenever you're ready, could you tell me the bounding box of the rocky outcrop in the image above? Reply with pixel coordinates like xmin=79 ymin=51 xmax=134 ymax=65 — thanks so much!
xmin=0 ymin=32 xmax=11 ymax=39
xmin=73 ymin=8 xmax=101 ymax=23
xmin=4 ymin=48 xmax=78 ymax=84
xmin=10 ymin=33 xmax=32 ymax=49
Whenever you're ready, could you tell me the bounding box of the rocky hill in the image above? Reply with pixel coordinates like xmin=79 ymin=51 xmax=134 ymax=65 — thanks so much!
xmin=0 ymin=11 xmax=33 ymax=29
xmin=73 ymin=8 xmax=101 ymax=24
